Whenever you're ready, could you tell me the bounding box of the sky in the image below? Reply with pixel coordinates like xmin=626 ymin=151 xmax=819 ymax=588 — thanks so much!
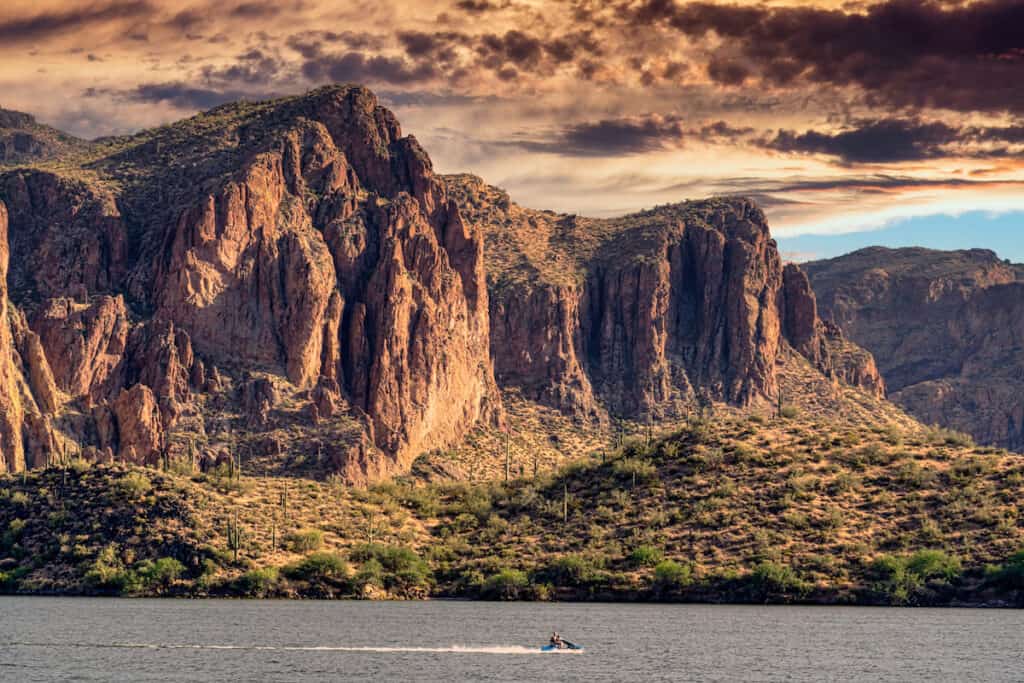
xmin=1 ymin=0 xmax=1023 ymax=262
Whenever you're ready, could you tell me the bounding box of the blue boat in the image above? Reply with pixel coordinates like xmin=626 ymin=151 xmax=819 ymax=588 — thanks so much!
xmin=541 ymin=640 xmax=583 ymax=652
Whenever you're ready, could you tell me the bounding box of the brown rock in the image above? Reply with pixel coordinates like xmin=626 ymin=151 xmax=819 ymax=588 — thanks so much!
xmin=31 ymin=295 xmax=129 ymax=400
xmin=110 ymin=384 xmax=164 ymax=465
xmin=806 ymin=247 xmax=1024 ymax=449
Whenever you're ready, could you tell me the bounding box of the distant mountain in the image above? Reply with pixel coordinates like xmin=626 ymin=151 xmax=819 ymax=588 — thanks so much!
xmin=806 ymin=246 xmax=1024 ymax=450
xmin=0 ymin=108 xmax=90 ymax=165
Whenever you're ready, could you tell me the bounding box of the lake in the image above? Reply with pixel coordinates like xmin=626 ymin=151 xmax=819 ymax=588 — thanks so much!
xmin=0 ymin=598 xmax=1020 ymax=681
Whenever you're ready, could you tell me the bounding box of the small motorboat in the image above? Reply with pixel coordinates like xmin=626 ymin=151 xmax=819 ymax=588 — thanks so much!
xmin=541 ymin=639 xmax=583 ymax=653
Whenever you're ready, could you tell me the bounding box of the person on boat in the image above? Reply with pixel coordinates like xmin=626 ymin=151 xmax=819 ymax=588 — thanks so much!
xmin=549 ymin=632 xmax=562 ymax=648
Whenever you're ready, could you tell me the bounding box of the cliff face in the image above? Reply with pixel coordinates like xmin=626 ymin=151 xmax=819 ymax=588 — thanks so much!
xmin=0 ymin=200 xmax=64 ymax=472
xmin=0 ymin=87 xmax=497 ymax=481
xmin=0 ymin=86 xmax=888 ymax=481
xmin=806 ymin=247 xmax=1024 ymax=450
xmin=448 ymin=175 xmax=884 ymax=422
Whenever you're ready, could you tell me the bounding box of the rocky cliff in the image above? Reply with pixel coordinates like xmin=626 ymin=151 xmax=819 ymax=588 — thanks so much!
xmin=447 ymin=174 xmax=884 ymax=422
xmin=0 ymin=87 xmax=498 ymax=481
xmin=0 ymin=86 xmax=885 ymax=481
xmin=805 ymin=247 xmax=1024 ymax=450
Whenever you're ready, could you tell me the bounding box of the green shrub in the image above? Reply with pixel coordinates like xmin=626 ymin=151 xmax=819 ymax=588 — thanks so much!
xmin=751 ymin=561 xmax=808 ymax=598
xmin=537 ymin=554 xmax=604 ymax=587
xmin=235 ymin=567 xmax=279 ymax=597
xmin=629 ymin=545 xmax=664 ymax=568
xmin=653 ymin=560 xmax=693 ymax=592
xmin=870 ymin=550 xmax=961 ymax=604
xmin=779 ymin=404 xmax=799 ymax=420
xmin=905 ymin=549 xmax=961 ymax=582
xmin=990 ymin=550 xmax=1024 ymax=590
xmin=84 ymin=544 xmax=139 ymax=593
xmin=116 ymin=472 xmax=153 ymax=498
xmin=286 ymin=529 xmax=324 ymax=553
xmin=2 ymin=519 xmax=26 ymax=549
xmin=613 ymin=458 xmax=658 ymax=484
xmin=481 ymin=568 xmax=530 ymax=600
xmin=138 ymin=557 xmax=186 ymax=589
xmin=349 ymin=543 xmax=432 ymax=594
xmin=284 ymin=552 xmax=349 ymax=581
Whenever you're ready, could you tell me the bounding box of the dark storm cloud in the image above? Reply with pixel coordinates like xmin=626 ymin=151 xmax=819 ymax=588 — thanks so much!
xmin=507 ymin=113 xmax=750 ymax=156
xmin=454 ymin=0 xmax=505 ymax=12
xmin=0 ymin=1 xmax=155 ymax=44
xmin=655 ymin=173 xmax=1024 ymax=200
xmin=629 ymin=0 xmax=1024 ymax=112
xmin=301 ymin=52 xmax=438 ymax=85
xmin=230 ymin=1 xmax=289 ymax=18
xmin=478 ymin=31 xmax=546 ymax=69
xmin=763 ymin=118 xmax=1024 ymax=163
xmin=91 ymin=82 xmax=255 ymax=109
xmin=286 ymin=31 xmax=388 ymax=58
xmin=501 ymin=113 xmax=760 ymax=157
xmin=766 ymin=119 xmax=960 ymax=163
xmin=201 ymin=49 xmax=285 ymax=85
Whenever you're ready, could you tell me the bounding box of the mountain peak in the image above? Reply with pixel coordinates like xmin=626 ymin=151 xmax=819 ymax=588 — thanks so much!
xmin=0 ymin=108 xmax=36 ymax=130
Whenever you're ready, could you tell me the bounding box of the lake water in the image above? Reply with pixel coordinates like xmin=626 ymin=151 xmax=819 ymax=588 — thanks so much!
xmin=0 ymin=598 xmax=1021 ymax=682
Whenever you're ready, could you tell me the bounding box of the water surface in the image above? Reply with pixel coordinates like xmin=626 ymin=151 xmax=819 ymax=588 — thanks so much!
xmin=1 ymin=598 xmax=1020 ymax=682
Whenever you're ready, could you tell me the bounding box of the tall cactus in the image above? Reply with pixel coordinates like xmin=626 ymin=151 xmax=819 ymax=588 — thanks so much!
xmin=226 ymin=511 xmax=244 ymax=562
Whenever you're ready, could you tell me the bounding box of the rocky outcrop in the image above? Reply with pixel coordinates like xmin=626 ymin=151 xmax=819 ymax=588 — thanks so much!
xmin=452 ymin=175 xmax=886 ymax=421
xmin=0 ymin=86 xmax=498 ymax=481
xmin=0 ymin=108 xmax=88 ymax=166
xmin=781 ymin=264 xmax=885 ymax=398
xmin=0 ymin=200 xmax=63 ymax=471
xmin=806 ymin=247 xmax=1024 ymax=449
xmin=490 ymin=283 xmax=597 ymax=421
xmin=0 ymin=85 xmax=893 ymax=481
xmin=109 ymin=384 xmax=163 ymax=464
xmin=31 ymin=295 xmax=129 ymax=400
xmin=0 ymin=172 xmax=126 ymax=301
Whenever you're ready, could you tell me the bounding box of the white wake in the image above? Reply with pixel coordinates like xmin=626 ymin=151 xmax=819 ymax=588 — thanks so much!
xmin=9 ymin=642 xmax=577 ymax=655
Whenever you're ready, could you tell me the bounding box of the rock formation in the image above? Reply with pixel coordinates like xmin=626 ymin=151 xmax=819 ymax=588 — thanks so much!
xmin=806 ymin=247 xmax=1024 ymax=450
xmin=0 ymin=86 xmax=887 ymax=481
xmin=449 ymin=175 xmax=884 ymax=422
xmin=0 ymin=86 xmax=498 ymax=482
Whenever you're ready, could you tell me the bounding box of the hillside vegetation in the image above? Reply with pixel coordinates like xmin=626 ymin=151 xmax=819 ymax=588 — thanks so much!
xmin=3 ymin=406 xmax=1022 ymax=606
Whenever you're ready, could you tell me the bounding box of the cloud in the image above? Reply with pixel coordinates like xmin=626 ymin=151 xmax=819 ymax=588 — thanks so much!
xmin=301 ymin=51 xmax=438 ymax=85
xmin=502 ymin=113 xmax=752 ymax=156
xmin=201 ymin=49 xmax=286 ymax=85
xmin=634 ymin=0 xmax=1024 ymax=113
xmin=763 ymin=118 xmax=1024 ymax=163
xmin=91 ymin=82 xmax=256 ymax=110
xmin=0 ymin=1 xmax=154 ymax=44
xmin=766 ymin=119 xmax=959 ymax=163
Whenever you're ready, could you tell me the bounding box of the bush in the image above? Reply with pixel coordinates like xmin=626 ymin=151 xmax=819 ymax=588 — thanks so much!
xmin=84 ymin=544 xmax=139 ymax=593
xmin=779 ymin=404 xmax=799 ymax=420
xmin=653 ymin=560 xmax=693 ymax=592
xmin=906 ymin=549 xmax=961 ymax=582
xmin=751 ymin=561 xmax=808 ymax=598
xmin=349 ymin=543 xmax=432 ymax=594
xmin=286 ymin=529 xmax=324 ymax=553
xmin=138 ymin=557 xmax=186 ymax=589
xmin=612 ymin=458 xmax=658 ymax=485
xmin=628 ymin=545 xmax=664 ymax=568
xmin=481 ymin=569 xmax=530 ymax=600
xmin=537 ymin=554 xmax=604 ymax=587
xmin=990 ymin=550 xmax=1024 ymax=590
xmin=235 ymin=567 xmax=279 ymax=597
xmin=870 ymin=550 xmax=961 ymax=604
xmin=283 ymin=552 xmax=349 ymax=582
xmin=116 ymin=472 xmax=152 ymax=498
xmin=2 ymin=519 xmax=26 ymax=549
